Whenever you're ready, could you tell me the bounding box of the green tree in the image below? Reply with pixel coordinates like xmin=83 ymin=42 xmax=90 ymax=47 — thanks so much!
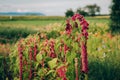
xmin=110 ymin=0 xmax=120 ymax=33
xmin=76 ymin=7 xmax=88 ymax=16
xmin=85 ymin=4 xmax=100 ymax=16
xmin=65 ymin=9 xmax=74 ymax=17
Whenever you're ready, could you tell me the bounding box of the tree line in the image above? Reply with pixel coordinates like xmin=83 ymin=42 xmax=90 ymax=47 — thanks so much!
xmin=65 ymin=4 xmax=100 ymax=17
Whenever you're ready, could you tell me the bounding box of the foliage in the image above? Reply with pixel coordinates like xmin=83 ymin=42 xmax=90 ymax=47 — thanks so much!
xmin=85 ymin=4 xmax=100 ymax=16
xmin=76 ymin=8 xmax=88 ymax=16
xmin=0 ymin=26 xmax=36 ymax=44
xmin=0 ymin=56 xmax=12 ymax=80
xmin=88 ymin=32 xmax=120 ymax=80
xmin=65 ymin=9 xmax=74 ymax=17
xmin=0 ymin=56 xmax=5 ymax=79
xmin=110 ymin=0 xmax=120 ymax=33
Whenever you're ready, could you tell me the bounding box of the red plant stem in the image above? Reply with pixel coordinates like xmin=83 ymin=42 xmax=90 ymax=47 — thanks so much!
xmin=75 ymin=58 xmax=79 ymax=80
xmin=33 ymin=44 xmax=37 ymax=78
xmin=49 ymin=40 xmax=56 ymax=58
xmin=64 ymin=44 xmax=69 ymax=62
xmin=29 ymin=47 xmax=33 ymax=80
xmin=64 ymin=44 xmax=67 ymax=62
xmin=34 ymin=44 xmax=37 ymax=61
xmin=18 ymin=43 xmax=23 ymax=80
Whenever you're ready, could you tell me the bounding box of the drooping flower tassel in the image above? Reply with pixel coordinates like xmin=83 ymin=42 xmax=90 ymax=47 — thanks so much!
xmin=72 ymin=13 xmax=89 ymax=80
xmin=29 ymin=47 xmax=33 ymax=80
xmin=18 ymin=42 xmax=23 ymax=80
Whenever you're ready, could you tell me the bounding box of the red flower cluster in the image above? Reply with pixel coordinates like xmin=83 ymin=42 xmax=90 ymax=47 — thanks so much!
xmin=64 ymin=44 xmax=69 ymax=54
xmin=29 ymin=46 xmax=33 ymax=80
xmin=72 ymin=13 xmax=89 ymax=39
xmin=72 ymin=13 xmax=83 ymax=21
xmin=34 ymin=44 xmax=37 ymax=61
xmin=72 ymin=14 xmax=89 ymax=73
xmin=18 ymin=42 xmax=23 ymax=80
xmin=56 ymin=66 xmax=67 ymax=80
xmin=80 ymin=21 xmax=89 ymax=39
xmin=49 ymin=39 xmax=56 ymax=58
xmin=81 ymin=42 xmax=88 ymax=73
xmin=65 ymin=19 xmax=72 ymax=35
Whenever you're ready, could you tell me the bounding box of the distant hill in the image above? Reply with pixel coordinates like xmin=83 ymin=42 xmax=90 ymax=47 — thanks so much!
xmin=0 ymin=12 xmax=45 ymax=16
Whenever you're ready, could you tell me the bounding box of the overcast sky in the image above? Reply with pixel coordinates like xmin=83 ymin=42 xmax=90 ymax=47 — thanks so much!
xmin=0 ymin=0 xmax=112 ymax=16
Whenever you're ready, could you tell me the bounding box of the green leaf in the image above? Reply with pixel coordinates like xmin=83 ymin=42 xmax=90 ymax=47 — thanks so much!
xmin=48 ymin=58 xmax=58 ymax=69
xmin=36 ymin=53 xmax=43 ymax=62
xmin=73 ymin=42 xmax=79 ymax=51
xmin=46 ymin=70 xmax=55 ymax=75
xmin=35 ymin=62 xmax=39 ymax=69
xmin=66 ymin=52 xmax=76 ymax=63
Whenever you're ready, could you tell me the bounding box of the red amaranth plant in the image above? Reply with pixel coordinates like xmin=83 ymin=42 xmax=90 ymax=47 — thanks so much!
xmin=71 ymin=14 xmax=89 ymax=80
xmin=18 ymin=41 xmax=23 ymax=80
xmin=72 ymin=13 xmax=89 ymax=73
xmin=81 ymin=41 xmax=88 ymax=73
xmin=80 ymin=17 xmax=89 ymax=73
xmin=33 ymin=44 xmax=37 ymax=61
xmin=11 ymin=13 xmax=89 ymax=80
xmin=49 ymin=39 xmax=56 ymax=58
xmin=29 ymin=46 xmax=33 ymax=80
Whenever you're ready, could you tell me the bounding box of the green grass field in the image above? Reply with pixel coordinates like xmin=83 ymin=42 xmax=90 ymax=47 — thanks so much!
xmin=0 ymin=16 xmax=109 ymax=43
xmin=0 ymin=16 xmax=120 ymax=80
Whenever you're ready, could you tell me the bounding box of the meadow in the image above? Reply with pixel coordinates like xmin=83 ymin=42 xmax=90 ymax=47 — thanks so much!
xmin=0 ymin=15 xmax=120 ymax=80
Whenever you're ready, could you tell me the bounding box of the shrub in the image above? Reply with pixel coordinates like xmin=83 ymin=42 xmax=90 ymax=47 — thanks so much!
xmin=110 ymin=0 xmax=120 ymax=33
xmin=65 ymin=9 xmax=74 ymax=17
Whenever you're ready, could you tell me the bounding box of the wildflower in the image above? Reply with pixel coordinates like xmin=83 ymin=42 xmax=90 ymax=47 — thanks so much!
xmin=56 ymin=66 xmax=67 ymax=80
xmin=65 ymin=23 xmax=72 ymax=35
xmin=81 ymin=20 xmax=89 ymax=30
xmin=103 ymin=53 xmax=106 ymax=58
xmin=82 ymin=29 xmax=88 ymax=39
xmin=49 ymin=39 xmax=56 ymax=58
xmin=63 ymin=77 xmax=67 ymax=80
xmin=49 ymin=52 xmax=56 ymax=58
xmin=72 ymin=16 xmax=76 ymax=21
xmin=64 ymin=44 xmax=69 ymax=54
